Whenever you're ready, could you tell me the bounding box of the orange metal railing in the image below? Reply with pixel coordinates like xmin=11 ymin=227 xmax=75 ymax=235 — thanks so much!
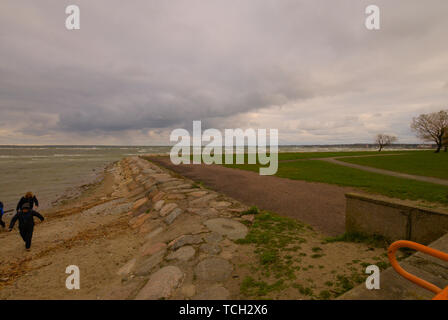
xmin=387 ymin=240 xmax=448 ymax=300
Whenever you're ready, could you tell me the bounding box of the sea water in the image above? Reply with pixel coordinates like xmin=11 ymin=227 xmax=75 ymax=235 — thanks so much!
xmin=0 ymin=146 xmax=170 ymax=215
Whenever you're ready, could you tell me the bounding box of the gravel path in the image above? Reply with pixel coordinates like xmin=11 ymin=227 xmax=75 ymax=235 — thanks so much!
xmin=148 ymin=157 xmax=354 ymax=236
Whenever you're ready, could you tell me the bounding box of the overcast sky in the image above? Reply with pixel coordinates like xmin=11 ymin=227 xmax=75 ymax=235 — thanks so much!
xmin=0 ymin=0 xmax=447 ymax=145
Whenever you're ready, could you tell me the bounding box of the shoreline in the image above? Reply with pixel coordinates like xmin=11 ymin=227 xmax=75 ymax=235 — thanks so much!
xmin=48 ymin=161 xmax=115 ymax=208
xmin=0 ymin=156 xmax=428 ymax=300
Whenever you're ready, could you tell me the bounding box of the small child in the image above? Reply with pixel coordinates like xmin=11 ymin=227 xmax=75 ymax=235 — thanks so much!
xmin=9 ymin=203 xmax=44 ymax=250
xmin=16 ymin=192 xmax=39 ymax=212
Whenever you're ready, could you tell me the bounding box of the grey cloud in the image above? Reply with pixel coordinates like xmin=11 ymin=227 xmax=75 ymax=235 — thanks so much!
xmin=0 ymin=0 xmax=447 ymax=144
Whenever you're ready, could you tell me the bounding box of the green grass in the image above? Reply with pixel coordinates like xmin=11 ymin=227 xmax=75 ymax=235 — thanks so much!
xmin=339 ymin=150 xmax=448 ymax=180
xmin=236 ymin=211 xmax=309 ymax=296
xmin=318 ymin=290 xmax=332 ymax=299
xmin=292 ymin=283 xmax=314 ymax=296
xmin=324 ymin=232 xmax=389 ymax=248
xmin=225 ymin=154 xmax=448 ymax=206
xmin=241 ymin=276 xmax=285 ymax=297
xmin=241 ymin=206 xmax=260 ymax=215
xmin=276 ymin=151 xmax=403 ymax=161
xmin=236 ymin=211 xmax=307 ymax=280
xmin=174 ymin=150 xmax=402 ymax=162
xmin=235 ymin=210 xmax=386 ymax=299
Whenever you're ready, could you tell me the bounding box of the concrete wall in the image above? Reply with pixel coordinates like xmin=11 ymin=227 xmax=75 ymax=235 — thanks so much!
xmin=346 ymin=193 xmax=448 ymax=244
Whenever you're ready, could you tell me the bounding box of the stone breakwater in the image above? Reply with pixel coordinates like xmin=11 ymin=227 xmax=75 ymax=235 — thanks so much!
xmin=107 ymin=156 xmax=254 ymax=300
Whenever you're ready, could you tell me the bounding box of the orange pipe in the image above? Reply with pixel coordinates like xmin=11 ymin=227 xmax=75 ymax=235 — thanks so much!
xmin=387 ymin=240 xmax=448 ymax=297
xmin=433 ymin=287 xmax=448 ymax=300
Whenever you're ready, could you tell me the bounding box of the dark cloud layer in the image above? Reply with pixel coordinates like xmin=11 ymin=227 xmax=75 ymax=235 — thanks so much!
xmin=0 ymin=0 xmax=447 ymax=145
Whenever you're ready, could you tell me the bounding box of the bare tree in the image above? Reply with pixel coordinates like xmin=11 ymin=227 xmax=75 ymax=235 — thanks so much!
xmin=375 ymin=134 xmax=397 ymax=152
xmin=411 ymin=110 xmax=448 ymax=153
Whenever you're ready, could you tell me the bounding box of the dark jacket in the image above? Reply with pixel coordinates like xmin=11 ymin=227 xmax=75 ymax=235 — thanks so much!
xmin=16 ymin=196 xmax=39 ymax=212
xmin=9 ymin=210 xmax=44 ymax=230
xmin=0 ymin=201 xmax=4 ymax=227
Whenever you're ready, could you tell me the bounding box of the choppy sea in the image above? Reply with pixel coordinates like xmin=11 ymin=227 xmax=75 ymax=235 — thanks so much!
xmin=0 ymin=146 xmax=171 ymax=215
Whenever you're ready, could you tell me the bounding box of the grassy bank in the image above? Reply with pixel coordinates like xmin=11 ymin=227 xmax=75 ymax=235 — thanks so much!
xmin=183 ymin=150 xmax=403 ymax=163
xmin=339 ymin=150 xmax=448 ymax=180
xmin=276 ymin=151 xmax=404 ymax=161
xmin=224 ymin=151 xmax=448 ymax=206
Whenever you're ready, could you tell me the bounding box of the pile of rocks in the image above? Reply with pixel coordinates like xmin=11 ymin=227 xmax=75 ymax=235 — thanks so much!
xmin=108 ymin=156 xmax=253 ymax=300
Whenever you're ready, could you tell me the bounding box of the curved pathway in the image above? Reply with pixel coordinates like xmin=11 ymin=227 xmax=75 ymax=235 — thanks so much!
xmin=280 ymin=153 xmax=448 ymax=186
xmin=318 ymin=157 xmax=448 ymax=186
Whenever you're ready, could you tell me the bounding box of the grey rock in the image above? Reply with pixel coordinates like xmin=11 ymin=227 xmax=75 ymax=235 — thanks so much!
xmin=135 ymin=266 xmax=184 ymax=300
xmin=163 ymin=183 xmax=192 ymax=191
xmin=117 ymin=258 xmax=137 ymax=276
xmin=164 ymin=208 xmax=183 ymax=225
xmin=188 ymin=191 xmax=208 ymax=197
xmin=204 ymin=218 xmax=248 ymax=240
xmin=194 ymin=257 xmax=233 ymax=282
xmin=171 ymin=235 xmax=203 ymax=250
xmin=188 ymin=208 xmax=219 ymax=218
xmin=166 ymin=246 xmax=196 ymax=261
xmin=189 ymin=194 xmax=218 ymax=207
xmin=134 ymin=250 xmax=166 ymax=276
xmin=160 ymin=203 xmax=178 ymax=217
xmin=146 ymin=226 xmax=164 ymax=241
xmin=204 ymin=232 xmax=223 ymax=243
xmin=153 ymin=200 xmax=165 ymax=211
xmin=200 ymin=243 xmax=222 ymax=255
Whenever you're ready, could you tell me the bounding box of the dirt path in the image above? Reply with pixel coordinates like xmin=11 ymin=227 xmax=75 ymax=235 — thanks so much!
xmin=148 ymin=157 xmax=355 ymax=236
xmin=319 ymin=157 xmax=448 ymax=186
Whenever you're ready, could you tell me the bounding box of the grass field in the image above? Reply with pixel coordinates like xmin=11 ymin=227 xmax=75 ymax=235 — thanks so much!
xmin=339 ymin=150 xmax=448 ymax=180
xmin=224 ymin=151 xmax=448 ymax=206
xmin=276 ymin=151 xmax=403 ymax=161
xmin=185 ymin=150 xmax=402 ymax=162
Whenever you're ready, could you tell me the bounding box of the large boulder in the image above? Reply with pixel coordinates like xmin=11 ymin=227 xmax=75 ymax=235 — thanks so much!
xmin=166 ymin=246 xmax=196 ymax=261
xmin=203 ymin=218 xmax=248 ymax=240
xmin=135 ymin=266 xmax=184 ymax=300
xmin=194 ymin=257 xmax=233 ymax=282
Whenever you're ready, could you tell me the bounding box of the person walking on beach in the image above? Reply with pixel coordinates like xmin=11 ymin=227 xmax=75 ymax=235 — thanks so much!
xmin=0 ymin=201 xmax=5 ymax=228
xmin=9 ymin=203 xmax=44 ymax=250
xmin=16 ymin=192 xmax=39 ymax=212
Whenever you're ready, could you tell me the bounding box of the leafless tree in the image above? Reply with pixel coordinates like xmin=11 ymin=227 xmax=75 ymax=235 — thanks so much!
xmin=375 ymin=134 xmax=397 ymax=152
xmin=411 ymin=110 xmax=448 ymax=153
